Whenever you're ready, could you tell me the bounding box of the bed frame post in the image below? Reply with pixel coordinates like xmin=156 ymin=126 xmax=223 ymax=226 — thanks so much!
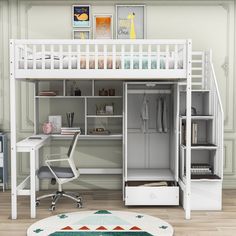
xmin=10 ymin=39 xmax=17 ymax=219
xmin=123 ymin=82 xmax=128 ymax=200
xmin=185 ymin=39 xmax=192 ymax=220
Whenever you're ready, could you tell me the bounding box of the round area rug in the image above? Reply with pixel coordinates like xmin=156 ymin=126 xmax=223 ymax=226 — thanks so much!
xmin=27 ymin=210 xmax=173 ymax=236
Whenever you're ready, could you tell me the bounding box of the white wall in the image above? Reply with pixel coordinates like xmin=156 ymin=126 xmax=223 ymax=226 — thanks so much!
xmin=1 ymin=0 xmax=235 ymax=189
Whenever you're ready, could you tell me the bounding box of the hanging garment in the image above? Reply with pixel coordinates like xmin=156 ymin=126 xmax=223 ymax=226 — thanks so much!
xmin=162 ymin=96 xmax=168 ymax=133
xmin=156 ymin=97 xmax=163 ymax=132
xmin=141 ymin=94 xmax=149 ymax=133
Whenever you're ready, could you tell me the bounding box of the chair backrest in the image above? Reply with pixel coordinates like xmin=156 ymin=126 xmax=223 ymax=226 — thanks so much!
xmin=67 ymin=132 xmax=80 ymax=177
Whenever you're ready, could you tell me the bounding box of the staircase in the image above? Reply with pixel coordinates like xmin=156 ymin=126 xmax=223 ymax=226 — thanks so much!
xmin=179 ymin=50 xmax=224 ymax=213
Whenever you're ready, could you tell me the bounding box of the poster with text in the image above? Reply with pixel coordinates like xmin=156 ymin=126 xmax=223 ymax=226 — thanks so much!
xmin=116 ymin=5 xmax=145 ymax=39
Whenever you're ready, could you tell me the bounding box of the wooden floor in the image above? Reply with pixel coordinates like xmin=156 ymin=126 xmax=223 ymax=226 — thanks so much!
xmin=0 ymin=189 xmax=236 ymax=235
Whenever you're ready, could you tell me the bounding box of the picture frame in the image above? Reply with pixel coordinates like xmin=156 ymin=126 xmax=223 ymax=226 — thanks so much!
xmin=93 ymin=14 xmax=113 ymax=39
xmin=48 ymin=115 xmax=62 ymax=134
xmin=72 ymin=5 xmax=91 ymax=27
xmin=105 ymin=105 xmax=114 ymax=115
xmin=116 ymin=5 xmax=146 ymax=39
xmin=73 ymin=29 xmax=90 ymax=39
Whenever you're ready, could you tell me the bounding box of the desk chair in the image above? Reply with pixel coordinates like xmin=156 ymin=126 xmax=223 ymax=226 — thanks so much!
xmin=36 ymin=132 xmax=82 ymax=211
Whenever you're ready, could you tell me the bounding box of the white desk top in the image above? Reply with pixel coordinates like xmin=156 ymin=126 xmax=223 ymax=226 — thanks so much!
xmin=16 ymin=135 xmax=50 ymax=152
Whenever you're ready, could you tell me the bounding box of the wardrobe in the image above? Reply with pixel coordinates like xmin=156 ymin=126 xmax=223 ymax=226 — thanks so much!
xmin=124 ymin=82 xmax=179 ymax=205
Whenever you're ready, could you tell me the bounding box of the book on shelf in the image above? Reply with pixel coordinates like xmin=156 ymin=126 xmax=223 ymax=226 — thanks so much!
xmin=181 ymin=122 xmax=198 ymax=145
xmin=61 ymin=127 xmax=81 ymax=135
xmin=190 ymin=163 xmax=213 ymax=175
xmin=39 ymin=91 xmax=57 ymax=96
xmin=192 ymin=122 xmax=198 ymax=144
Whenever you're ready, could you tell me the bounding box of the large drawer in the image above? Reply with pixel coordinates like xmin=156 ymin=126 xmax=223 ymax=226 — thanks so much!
xmin=125 ymin=185 xmax=179 ymax=206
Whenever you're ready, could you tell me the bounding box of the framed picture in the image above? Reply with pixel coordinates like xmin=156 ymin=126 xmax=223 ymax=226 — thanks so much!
xmin=73 ymin=29 xmax=90 ymax=39
xmin=116 ymin=5 xmax=146 ymax=39
xmin=93 ymin=14 xmax=113 ymax=39
xmin=72 ymin=5 xmax=90 ymax=27
xmin=48 ymin=115 xmax=62 ymax=134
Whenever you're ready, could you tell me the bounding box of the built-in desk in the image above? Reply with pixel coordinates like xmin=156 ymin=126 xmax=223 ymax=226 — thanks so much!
xmin=12 ymin=135 xmax=50 ymax=218
xmin=12 ymin=134 xmax=122 ymax=219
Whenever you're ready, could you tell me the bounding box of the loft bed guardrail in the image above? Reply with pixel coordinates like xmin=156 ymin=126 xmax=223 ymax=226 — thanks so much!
xmin=10 ymin=39 xmax=191 ymax=80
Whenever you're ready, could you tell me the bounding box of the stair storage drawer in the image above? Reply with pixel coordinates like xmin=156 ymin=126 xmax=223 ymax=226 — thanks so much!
xmin=125 ymin=183 xmax=179 ymax=206
xmin=181 ymin=181 xmax=222 ymax=210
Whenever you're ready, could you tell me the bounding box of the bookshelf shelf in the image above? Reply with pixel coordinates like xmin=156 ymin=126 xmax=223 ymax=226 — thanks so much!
xmin=180 ymin=115 xmax=214 ymax=120
xmin=35 ymin=79 xmax=123 ymax=137
xmin=183 ymin=175 xmax=221 ymax=182
xmin=181 ymin=144 xmax=217 ymax=150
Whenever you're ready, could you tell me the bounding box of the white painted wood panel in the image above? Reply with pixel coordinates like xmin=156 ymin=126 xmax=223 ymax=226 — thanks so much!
xmin=182 ymin=181 xmax=222 ymax=210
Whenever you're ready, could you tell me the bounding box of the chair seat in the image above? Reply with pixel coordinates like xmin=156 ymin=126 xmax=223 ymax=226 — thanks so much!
xmin=38 ymin=166 xmax=74 ymax=179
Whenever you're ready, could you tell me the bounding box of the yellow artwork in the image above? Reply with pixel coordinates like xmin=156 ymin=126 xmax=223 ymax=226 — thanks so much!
xmin=127 ymin=12 xmax=136 ymax=39
xmin=116 ymin=5 xmax=145 ymax=39
xmin=73 ymin=30 xmax=90 ymax=40
xmin=74 ymin=13 xmax=88 ymax=21
xmin=73 ymin=5 xmax=90 ymax=27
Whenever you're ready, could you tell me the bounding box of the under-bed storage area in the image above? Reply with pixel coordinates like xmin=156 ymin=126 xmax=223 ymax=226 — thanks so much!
xmin=124 ymin=82 xmax=179 ymax=206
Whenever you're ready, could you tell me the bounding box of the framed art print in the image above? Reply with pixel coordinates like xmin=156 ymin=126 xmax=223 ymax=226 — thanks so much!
xmin=73 ymin=29 xmax=90 ymax=39
xmin=116 ymin=5 xmax=145 ymax=39
xmin=48 ymin=115 xmax=62 ymax=134
xmin=72 ymin=5 xmax=90 ymax=27
xmin=93 ymin=14 xmax=113 ymax=39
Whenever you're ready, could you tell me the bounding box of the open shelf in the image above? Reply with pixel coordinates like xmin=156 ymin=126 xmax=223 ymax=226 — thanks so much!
xmin=180 ymin=89 xmax=210 ymax=93
xmin=49 ymin=134 xmax=123 ymax=140
xmin=87 ymin=115 xmax=123 ymax=118
xmin=183 ymin=175 xmax=221 ymax=182
xmin=181 ymin=144 xmax=217 ymax=150
xmin=88 ymin=96 xmax=123 ymax=99
xmin=36 ymin=96 xmax=122 ymax=99
xmin=127 ymin=168 xmax=175 ymax=181
xmin=180 ymin=115 xmax=214 ymax=120
xmin=36 ymin=79 xmax=123 ymax=139
xmin=35 ymin=96 xmax=86 ymax=99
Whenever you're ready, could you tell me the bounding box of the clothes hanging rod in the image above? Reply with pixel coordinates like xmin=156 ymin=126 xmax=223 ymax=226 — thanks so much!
xmin=128 ymin=89 xmax=171 ymax=94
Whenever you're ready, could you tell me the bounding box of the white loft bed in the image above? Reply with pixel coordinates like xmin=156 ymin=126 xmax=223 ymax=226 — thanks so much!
xmin=10 ymin=39 xmax=193 ymax=220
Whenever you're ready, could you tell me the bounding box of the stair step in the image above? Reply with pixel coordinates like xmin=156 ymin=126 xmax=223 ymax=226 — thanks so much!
xmin=180 ymin=89 xmax=210 ymax=93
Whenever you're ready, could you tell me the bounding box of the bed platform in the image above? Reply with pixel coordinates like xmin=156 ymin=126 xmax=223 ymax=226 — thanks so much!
xmin=11 ymin=39 xmax=190 ymax=79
